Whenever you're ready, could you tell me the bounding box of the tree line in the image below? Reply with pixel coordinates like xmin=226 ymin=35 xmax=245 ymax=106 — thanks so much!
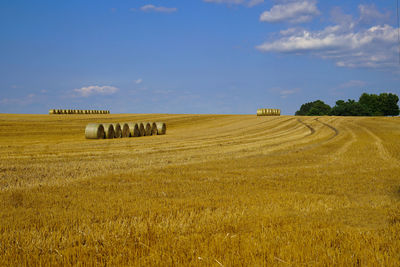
xmin=295 ymin=93 xmax=399 ymax=116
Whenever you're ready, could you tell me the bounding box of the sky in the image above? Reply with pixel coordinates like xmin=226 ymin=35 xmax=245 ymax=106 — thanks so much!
xmin=0 ymin=0 xmax=399 ymax=115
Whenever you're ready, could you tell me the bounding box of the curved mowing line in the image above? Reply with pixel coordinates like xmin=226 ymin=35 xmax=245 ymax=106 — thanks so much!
xmin=358 ymin=124 xmax=400 ymax=167
xmin=297 ymin=119 xmax=316 ymax=135
xmin=315 ymin=118 xmax=339 ymax=141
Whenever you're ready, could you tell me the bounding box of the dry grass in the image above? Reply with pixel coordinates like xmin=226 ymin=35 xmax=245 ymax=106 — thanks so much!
xmin=0 ymin=113 xmax=399 ymax=266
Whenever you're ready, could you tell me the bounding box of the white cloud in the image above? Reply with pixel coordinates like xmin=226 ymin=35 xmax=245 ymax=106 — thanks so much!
xmin=140 ymin=5 xmax=177 ymax=13
xmin=269 ymin=87 xmax=299 ymax=98
xmin=338 ymin=80 xmax=366 ymax=89
xmin=257 ymin=4 xmax=400 ymax=69
xmin=0 ymin=93 xmax=35 ymax=105
xmin=260 ymin=0 xmax=320 ymax=23
xmin=358 ymin=4 xmax=391 ymax=25
xmin=73 ymin=85 xmax=118 ymax=97
xmin=257 ymin=23 xmax=399 ymax=68
xmin=153 ymin=89 xmax=175 ymax=95
xmin=135 ymin=78 xmax=143 ymax=85
xmin=280 ymin=88 xmax=299 ymax=98
xmin=203 ymin=0 xmax=264 ymax=7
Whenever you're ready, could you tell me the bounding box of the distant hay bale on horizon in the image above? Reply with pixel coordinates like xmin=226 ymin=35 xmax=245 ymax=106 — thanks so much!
xmin=127 ymin=122 xmax=140 ymax=137
xmin=102 ymin=123 xmax=115 ymax=139
xmin=257 ymin=108 xmax=281 ymax=116
xmin=49 ymin=109 xmax=111 ymax=115
xmin=155 ymin=122 xmax=166 ymax=135
xmin=85 ymin=123 xmax=105 ymax=139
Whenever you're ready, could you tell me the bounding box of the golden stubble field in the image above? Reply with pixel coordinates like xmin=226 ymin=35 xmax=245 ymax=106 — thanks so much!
xmin=0 ymin=113 xmax=399 ymax=266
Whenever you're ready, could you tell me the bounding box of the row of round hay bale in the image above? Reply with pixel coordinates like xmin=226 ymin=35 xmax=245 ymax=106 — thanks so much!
xmin=256 ymin=108 xmax=281 ymax=116
xmin=85 ymin=122 xmax=167 ymax=139
xmin=49 ymin=109 xmax=110 ymax=115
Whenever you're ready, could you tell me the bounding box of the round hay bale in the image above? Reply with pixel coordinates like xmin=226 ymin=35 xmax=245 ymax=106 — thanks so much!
xmin=126 ymin=122 xmax=140 ymax=137
xmin=102 ymin=123 xmax=115 ymax=139
xmin=120 ymin=123 xmax=130 ymax=138
xmin=150 ymin=122 xmax=157 ymax=135
xmin=85 ymin=123 xmax=105 ymax=139
xmin=142 ymin=122 xmax=152 ymax=136
xmin=112 ymin=123 xmax=122 ymax=138
xmin=137 ymin=122 xmax=146 ymax=136
xmin=155 ymin=122 xmax=166 ymax=135
xmin=49 ymin=109 xmax=55 ymax=115
xmin=257 ymin=109 xmax=263 ymax=116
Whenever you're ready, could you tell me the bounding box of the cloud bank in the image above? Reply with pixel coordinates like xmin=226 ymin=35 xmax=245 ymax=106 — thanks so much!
xmin=74 ymin=85 xmax=118 ymax=97
xmin=257 ymin=5 xmax=399 ymax=68
xmin=260 ymin=0 xmax=320 ymax=24
xmin=203 ymin=0 xmax=264 ymax=7
xmin=140 ymin=5 xmax=177 ymax=13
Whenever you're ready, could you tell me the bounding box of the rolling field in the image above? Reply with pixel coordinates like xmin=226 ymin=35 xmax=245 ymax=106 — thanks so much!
xmin=0 ymin=113 xmax=400 ymax=266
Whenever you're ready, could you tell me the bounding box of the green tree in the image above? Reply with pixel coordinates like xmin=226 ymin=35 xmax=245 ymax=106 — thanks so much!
xmin=297 ymin=92 xmax=399 ymax=117
xmin=378 ymin=93 xmax=399 ymax=116
xmin=330 ymin=99 xmax=371 ymax=116
xmin=295 ymin=100 xmax=331 ymax=116
xmin=359 ymin=93 xmax=382 ymax=116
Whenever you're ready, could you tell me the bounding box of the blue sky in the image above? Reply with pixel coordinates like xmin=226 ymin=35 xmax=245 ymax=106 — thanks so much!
xmin=0 ymin=0 xmax=399 ymax=115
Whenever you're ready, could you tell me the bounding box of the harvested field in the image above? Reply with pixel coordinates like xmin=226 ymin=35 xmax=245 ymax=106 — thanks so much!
xmin=0 ymin=113 xmax=399 ymax=266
